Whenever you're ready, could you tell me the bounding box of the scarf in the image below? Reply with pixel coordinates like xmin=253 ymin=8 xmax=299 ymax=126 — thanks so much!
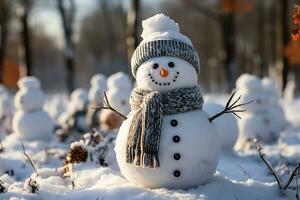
xmin=126 ymin=86 xmax=204 ymax=168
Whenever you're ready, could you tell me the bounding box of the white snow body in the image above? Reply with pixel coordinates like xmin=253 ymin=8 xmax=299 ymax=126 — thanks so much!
xmin=13 ymin=110 xmax=54 ymax=140
xmin=203 ymin=102 xmax=239 ymax=150
xmin=106 ymin=88 xmax=131 ymax=116
xmin=115 ymin=109 xmax=220 ymax=189
xmin=238 ymin=111 xmax=281 ymax=143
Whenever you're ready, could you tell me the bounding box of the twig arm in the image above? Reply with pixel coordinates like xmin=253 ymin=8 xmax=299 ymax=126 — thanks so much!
xmin=209 ymin=91 xmax=252 ymax=122
xmin=92 ymin=92 xmax=127 ymax=120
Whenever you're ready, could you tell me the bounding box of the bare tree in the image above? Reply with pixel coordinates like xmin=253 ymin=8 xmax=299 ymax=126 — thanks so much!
xmin=58 ymin=0 xmax=76 ymax=93
xmin=18 ymin=0 xmax=33 ymax=76
xmin=0 ymin=0 xmax=10 ymax=82
xmin=281 ymin=0 xmax=291 ymax=92
xmin=183 ymin=0 xmax=238 ymax=92
xmin=126 ymin=0 xmax=140 ymax=67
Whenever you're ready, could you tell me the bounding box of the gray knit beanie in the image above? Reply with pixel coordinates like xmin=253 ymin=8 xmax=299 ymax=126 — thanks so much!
xmin=131 ymin=14 xmax=200 ymax=78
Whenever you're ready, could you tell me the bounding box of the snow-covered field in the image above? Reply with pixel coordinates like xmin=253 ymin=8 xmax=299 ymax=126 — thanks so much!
xmin=0 ymin=94 xmax=300 ymax=200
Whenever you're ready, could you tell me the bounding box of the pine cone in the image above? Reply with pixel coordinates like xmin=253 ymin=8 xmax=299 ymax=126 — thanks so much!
xmin=66 ymin=146 xmax=88 ymax=164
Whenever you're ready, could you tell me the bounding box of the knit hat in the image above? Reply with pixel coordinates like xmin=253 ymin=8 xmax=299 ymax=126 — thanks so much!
xmin=131 ymin=14 xmax=200 ymax=78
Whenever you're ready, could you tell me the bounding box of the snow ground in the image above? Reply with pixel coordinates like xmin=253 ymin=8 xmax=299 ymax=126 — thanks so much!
xmin=0 ymin=94 xmax=300 ymax=200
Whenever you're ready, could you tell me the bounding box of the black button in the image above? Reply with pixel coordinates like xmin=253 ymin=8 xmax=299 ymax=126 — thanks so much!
xmin=173 ymin=153 xmax=181 ymax=160
xmin=173 ymin=170 xmax=181 ymax=177
xmin=173 ymin=135 xmax=180 ymax=143
xmin=170 ymin=119 xmax=178 ymax=127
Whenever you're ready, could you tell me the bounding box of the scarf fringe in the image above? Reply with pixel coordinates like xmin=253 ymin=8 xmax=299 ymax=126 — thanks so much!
xmin=141 ymin=152 xmax=160 ymax=168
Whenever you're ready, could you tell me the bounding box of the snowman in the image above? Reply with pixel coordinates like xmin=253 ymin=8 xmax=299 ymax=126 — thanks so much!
xmin=114 ymin=14 xmax=221 ymax=189
xmin=87 ymin=74 xmax=107 ymax=130
xmin=235 ymin=74 xmax=282 ymax=146
xmin=262 ymin=77 xmax=287 ymax=130
xmin=59 ymin=88 xmax=89 ymax=134
xmin=99 ymin=72 xmax=132 ymax=131
xmin=203 ymin=101 xmax=239 ymax=150
xmin=12 ymin=77 xmax=54 ymax=140
xmin=105 ymin=72 xmax=132 ymax=116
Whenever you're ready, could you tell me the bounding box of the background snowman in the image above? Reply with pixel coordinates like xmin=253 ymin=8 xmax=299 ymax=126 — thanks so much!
xmin=59 ymin=88 xmax=89 ymax=135
xmin=114 ymin=14 xmax=221 ymax=189
xmin=86 ymin=74 xmax=107 ymax=130
xmin=12 ymin=76 xmax=54 ymax=140
xmin=99 ymin=72 xmax=132 ymax=131
xmin=235 ymin=74 xmax=282 ymax=148
xmin=262 ymin=77 xmax=287 ymax=131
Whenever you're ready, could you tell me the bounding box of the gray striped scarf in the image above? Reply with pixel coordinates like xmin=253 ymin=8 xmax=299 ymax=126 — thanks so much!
xmin=126 ymin=86 xmax=204 ymax=168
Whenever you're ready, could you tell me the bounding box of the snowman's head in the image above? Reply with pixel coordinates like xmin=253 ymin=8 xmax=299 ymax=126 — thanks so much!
xmin=236 ymin=74 xmax=269 ymax=112
xmin=15 ymin=76 xmax=45 ymax=112
xmin=107 ymin=72 xmax=132 ymax=91
xmin=131 ymin=14 xmax=200 ymax=92
xmin=90 ymin=74 xmax=107 ymax=89
xmin=136 ymin=56 xmax=198 ymax=92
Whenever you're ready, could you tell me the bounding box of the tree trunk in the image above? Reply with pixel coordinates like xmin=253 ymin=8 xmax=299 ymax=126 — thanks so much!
xmin=20 ymin=0 xmax=32 ymax=76
xmin=281 ymin=0 xmax=290 ymax=92
xmin=126 ymin=0 xmax=140 ymax=67
xmin=0 ymin=0 xmax=9 ymax=83
xmin=58 ymin=0 xmax=75 ymax=94
xmin=221 ymin=13 xmax=236 ymax=92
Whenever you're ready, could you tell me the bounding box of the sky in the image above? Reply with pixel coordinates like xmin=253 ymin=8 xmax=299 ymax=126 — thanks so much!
xmin=30 ymin=0 xmax=131 ymax=47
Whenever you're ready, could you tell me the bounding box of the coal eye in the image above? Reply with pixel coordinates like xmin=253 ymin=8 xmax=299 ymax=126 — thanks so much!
xmin=153 ymin=63 xmax=159 ymax=69
xmin=168 ymin=62 xmax=175 ymax=68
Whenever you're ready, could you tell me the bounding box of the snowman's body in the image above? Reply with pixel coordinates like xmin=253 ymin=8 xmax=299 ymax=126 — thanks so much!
xmin=13 ymin=110 xmax=53 ymax=140
xmin=116 ymin=109 xmax=219 ymax=189
xmin=239 ymin=112 xmax=280 ymax=143
xmin=12 ymin=77 xmax=54 ymax=140
xmin=115 ymin=14 xmax=220 ymax=189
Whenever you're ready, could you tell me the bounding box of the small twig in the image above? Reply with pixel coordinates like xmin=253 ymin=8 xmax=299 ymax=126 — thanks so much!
xmin=284 ymin=164 xmax=300 ymax=190
xmin=236 ymin=164 xmax=252 ymax=180
xmin=21 ymin=143 xmax=39 ymax=177
xmin=233 ymin=193 xmax=239 ymax=200
xmin=254 ymin=140 xmax=282 ymax=189
xmin=209 ymin=91 xmax=253 ymax=122
xmin=254 ymin=140 xmax=300 ymax=194
xmin=91 ymin=92 xmax=127 ymax=120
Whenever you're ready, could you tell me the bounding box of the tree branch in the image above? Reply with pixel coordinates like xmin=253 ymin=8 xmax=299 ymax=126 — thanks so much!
xmin=209 ymin=91 xmax=252 ymax=122
xmin=92 ymin=92 xmax=127 ymax=120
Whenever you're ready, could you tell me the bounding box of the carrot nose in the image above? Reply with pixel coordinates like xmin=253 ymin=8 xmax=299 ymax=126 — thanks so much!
xmin=160 ymin=67 xmax=169 ymax=77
